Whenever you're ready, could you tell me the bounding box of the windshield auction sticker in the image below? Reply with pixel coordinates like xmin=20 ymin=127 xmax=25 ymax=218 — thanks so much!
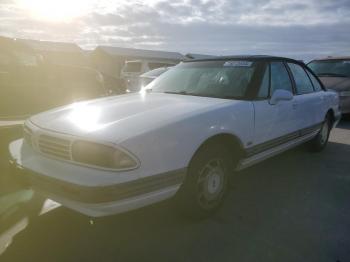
xmin=223 ymin=61 xmax=253 ymax=67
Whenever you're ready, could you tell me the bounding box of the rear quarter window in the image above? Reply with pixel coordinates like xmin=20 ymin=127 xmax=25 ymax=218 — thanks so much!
xmin=288 ymin=63 xmax=314 ymax=94
xmin=306 ymin=70 xmax=323 ymax=92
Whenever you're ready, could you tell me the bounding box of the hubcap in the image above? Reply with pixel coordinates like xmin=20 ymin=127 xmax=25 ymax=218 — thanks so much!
xmin=207 ymin=172 xmax=221 ymax=195
xmin=196 ymin=159 xmax=225 ymax=209
xmin=320 ymin=121 xmax=329 ymax=144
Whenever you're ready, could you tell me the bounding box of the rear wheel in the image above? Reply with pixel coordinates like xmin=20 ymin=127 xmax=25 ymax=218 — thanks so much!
xmin=309 ymin=114 xmax=331 ymax=152
xmin=176 ymin=145 xmax=231 ymax=218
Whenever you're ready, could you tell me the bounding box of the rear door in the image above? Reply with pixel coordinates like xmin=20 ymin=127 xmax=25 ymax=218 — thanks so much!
xmin=305 ymin=69 xmax=329 ymax=122
xmin=286 ymin=62 xmax=324 ymax=130
xmin=252 ymin=62 xmax=298 ymax=150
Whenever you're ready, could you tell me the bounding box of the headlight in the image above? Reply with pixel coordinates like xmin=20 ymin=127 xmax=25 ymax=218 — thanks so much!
xmin=72 ymin=140 xmax=138 ymax=170
xmin=339 ymin=91 xmax=350 ymax=97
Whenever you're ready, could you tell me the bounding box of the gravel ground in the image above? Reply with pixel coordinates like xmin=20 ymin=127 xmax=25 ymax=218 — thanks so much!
xmin=0 ymin=121 xmax=349 ymax=262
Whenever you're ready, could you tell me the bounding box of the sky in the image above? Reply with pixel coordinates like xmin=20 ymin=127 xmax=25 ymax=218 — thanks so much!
xmin=1 ymin=0 xmax=350 ymax=60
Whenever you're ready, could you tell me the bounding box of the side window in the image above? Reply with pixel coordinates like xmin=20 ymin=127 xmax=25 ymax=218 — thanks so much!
xmin=306 ymin=70 xmax=323 ymax=92
xmin=270 ymin=62 xmax=293 ymax=94
xmin=257 ymin=65 xmax=269 ymax=98
xmin=288 ymin=63 xmax=314 ymax=94
xmin=14 ymin=51 xmax=38 ymax=67
xmin=124 ymin=62 xmax=142 ymax=73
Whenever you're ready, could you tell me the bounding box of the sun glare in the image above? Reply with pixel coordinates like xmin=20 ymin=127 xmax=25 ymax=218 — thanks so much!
xmin=17 ymin=0 xmax=95 ymax=22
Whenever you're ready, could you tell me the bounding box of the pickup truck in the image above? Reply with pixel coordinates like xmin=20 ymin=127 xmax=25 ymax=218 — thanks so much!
xmin=9 ymin=56 xmax=341 ymax=218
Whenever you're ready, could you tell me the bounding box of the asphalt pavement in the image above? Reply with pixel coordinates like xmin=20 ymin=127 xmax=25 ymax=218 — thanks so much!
xmin=0 ymin=121 xmax=349 ymax=262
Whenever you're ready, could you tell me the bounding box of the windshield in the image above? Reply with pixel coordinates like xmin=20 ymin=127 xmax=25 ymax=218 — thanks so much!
xmin=147 ymin=60 xmax=258 ymax=99
xmin=308 ymin=60 xmax=350 ymax=77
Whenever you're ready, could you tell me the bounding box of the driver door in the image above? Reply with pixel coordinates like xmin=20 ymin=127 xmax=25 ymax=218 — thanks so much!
xmin=251 ymin=62 xmax=298 ymax=153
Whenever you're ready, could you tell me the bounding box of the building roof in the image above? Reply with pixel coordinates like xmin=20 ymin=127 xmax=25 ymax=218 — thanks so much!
xmin=16 ymin=39 xmax=82 ymax=53
xmin=97 ymin=46 xmax=184 ymax=60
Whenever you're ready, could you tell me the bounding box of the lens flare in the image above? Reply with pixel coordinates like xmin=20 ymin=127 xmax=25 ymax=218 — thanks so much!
xmin=17 ymin=0 xmax=95 ymax=22
xmin=67 ymin=103 xmax=103 ymax=132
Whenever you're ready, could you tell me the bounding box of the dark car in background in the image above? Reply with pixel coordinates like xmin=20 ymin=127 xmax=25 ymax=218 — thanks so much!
xmin=0 ymin=37 xmax=109 ymax=154
xmin=308 ymin=57 xmax=350 ymax=115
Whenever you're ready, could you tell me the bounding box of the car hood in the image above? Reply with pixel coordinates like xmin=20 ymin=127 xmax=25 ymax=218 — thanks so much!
xmin=318 ymin=77 xmax=350 ymax=91
xmin=30 ymin=93 xmax=233 ymax=143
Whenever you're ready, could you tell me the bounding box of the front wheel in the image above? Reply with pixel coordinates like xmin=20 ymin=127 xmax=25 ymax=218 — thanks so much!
xmin=175 ymin=145 xmax=231 ymax=218
xmin=309 ymin=115 xmax=331 ymax=152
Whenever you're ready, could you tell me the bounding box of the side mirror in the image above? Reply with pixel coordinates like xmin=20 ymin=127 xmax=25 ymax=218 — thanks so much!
xmin=269 ymin=89 xmax=293 ymax=105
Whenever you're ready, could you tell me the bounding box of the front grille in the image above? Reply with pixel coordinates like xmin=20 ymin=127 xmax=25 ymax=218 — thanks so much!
xmin=38 ymin=135 xmax=72 ymax=161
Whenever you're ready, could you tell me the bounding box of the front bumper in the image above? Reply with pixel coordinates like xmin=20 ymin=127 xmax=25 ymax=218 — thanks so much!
xmin=9 ymin=139 xmax=186 ymax=217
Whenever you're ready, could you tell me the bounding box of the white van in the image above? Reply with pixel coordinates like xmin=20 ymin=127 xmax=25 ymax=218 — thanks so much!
xmin=121 ymin=60 xmax=176 ymax=92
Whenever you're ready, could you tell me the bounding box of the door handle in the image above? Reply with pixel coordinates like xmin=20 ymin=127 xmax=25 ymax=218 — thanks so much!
xmin=292 ymin=103 xmax=297 ymax=109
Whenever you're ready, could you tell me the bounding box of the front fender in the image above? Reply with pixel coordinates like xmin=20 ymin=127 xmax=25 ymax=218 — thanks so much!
xmin=120 ymin=101 xmax=254 ymax=178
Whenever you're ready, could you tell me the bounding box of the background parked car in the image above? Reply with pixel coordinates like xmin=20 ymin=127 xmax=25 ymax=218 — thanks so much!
xmin=122 ymin=60 xmax=176 ymax=92
xmin=308 ymin=57 xmax=350 ymax=115
xmin=0 ymin=37 xmax=109 ymax=156
xmin=137 ymin=67 xmax=172 ymax=91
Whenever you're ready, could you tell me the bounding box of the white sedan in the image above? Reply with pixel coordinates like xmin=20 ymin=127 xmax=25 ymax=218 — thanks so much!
xmin=9 ymin=56 xmax=341 ymax=217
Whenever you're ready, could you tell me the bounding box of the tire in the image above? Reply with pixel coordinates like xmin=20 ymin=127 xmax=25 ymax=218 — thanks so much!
xmin=309 ymin=114 xmax=332 ymax=152
xmin=176 ymin=144 xmax=232 ymax=219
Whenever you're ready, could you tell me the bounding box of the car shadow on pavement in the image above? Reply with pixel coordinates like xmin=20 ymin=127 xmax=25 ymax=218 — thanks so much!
xmin=1 ymin=140 xmax=350 ymax=262
xmin=336 ymin=119 xmax=350 ymax=130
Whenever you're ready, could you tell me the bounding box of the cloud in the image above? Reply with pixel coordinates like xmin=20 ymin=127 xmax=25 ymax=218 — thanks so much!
xmin=0 ymin=0 xmax=349 ymax=60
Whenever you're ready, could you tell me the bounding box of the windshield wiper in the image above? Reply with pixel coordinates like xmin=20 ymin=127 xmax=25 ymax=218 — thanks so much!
xmin=163 ymin=91 xmax=241 ymax=100
xmin=164 ymin=91 xmax=218 ymax=98
xmin=317 ymin=73 xmax=348 ymax=78
xmin=164 ymin=91 xmax=212 ymax=97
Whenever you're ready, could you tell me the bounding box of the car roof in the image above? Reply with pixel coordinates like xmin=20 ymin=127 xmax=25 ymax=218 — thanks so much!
xmin=310 ymin=56 xmax=350 ymax=61
xmin=182 ymin=55 xmax=304 ymax=65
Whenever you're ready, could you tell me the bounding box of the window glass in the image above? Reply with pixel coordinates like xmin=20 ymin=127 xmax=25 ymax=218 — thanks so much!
xmin=288 ymin=63 xmax=314 ymax=94
xmin=257 ymin=65 xmax=269 ymax=98
xmin=148 ymin=62 xmax=174 ymax=70
xmin=308 ymin=60 xmax=350 ymax=77
xmin=306 ymin=70 xmax=323 ymax=91
xmin=124 ymin=62 xmax=142 ymax=73
xmin=270 ymin=62 xmax=293 ymax=94
xmin=149 ymin=60 xmax=258 ymax=99
xmin=14 ymin=51 xmax=38 ymax=66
